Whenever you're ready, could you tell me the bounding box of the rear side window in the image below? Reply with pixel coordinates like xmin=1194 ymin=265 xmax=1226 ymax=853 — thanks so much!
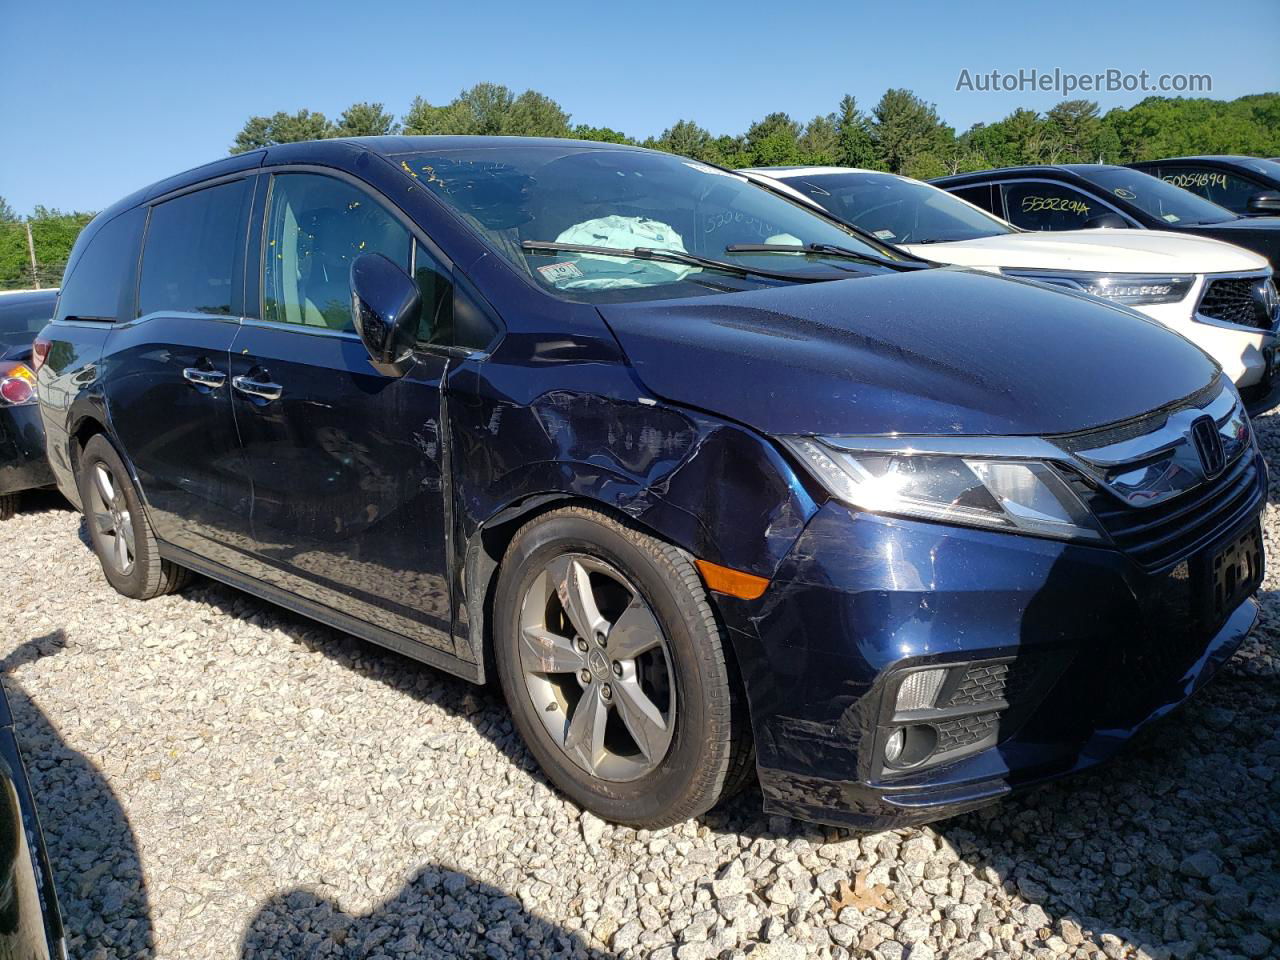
xmin=1159 ymin=166 xmax=1262 ymax=215
xmin=949 ymin=184 xmax=997 ymax=215
xmin=138 ymin=179 xmax=253 ymax=317
xmin=54 ymin=207 xmax=146 ymax=322
xmin=1001 ymin=182 xmax=1100 ymax=231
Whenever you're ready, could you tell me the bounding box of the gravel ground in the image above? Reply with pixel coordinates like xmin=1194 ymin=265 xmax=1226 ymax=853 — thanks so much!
xmin=3 ymin=416 xmax=1279 ymax=960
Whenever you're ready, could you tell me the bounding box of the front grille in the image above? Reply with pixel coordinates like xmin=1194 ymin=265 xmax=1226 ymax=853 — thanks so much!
xmin=1067 ymin=452 xmax=1265 ymax=571
xmin=1198 ymin=277 xmax=1275 ymax=331
xmin=934 ymin=713 xmax=998 ymax=753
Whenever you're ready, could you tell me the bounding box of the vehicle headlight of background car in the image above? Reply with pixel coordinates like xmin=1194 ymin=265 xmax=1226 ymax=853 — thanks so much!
xmin=999 ymin=270 xmax=1197 ymax=306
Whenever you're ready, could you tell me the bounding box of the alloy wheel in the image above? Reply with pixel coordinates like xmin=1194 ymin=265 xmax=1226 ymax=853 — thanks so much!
xmin=518 ymin=553 xmax=676 ymax=782
xmin=88 ymin=462 xmax=135 ymax=575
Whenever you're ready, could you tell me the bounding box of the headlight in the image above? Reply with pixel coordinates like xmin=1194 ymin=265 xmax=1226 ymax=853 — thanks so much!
xmin=782 ymin=438 xmax=1104 ymax=541
xmin=1004 ymin=270 xmax=1195 ymax=306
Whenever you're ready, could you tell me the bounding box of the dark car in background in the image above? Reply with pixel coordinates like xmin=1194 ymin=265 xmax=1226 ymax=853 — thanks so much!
xmin=932 ymin=164 xmax=1280 ymax=270
xmin=1129 ymin=156 xmax=1280 ymax=217
xmin=0 ymin=290 xmax=58 ymax=519
xmin=0 ymin=682 xmax=66 ymax=959
xmin=35 ymin=137 xmax=1266 ymax=830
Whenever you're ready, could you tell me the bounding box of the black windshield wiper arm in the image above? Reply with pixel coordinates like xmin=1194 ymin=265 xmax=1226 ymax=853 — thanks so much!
xmin=724 ymin=242 xmax=930 ymax=271
xmin=520 ymin=241 xmax=827 ymax=283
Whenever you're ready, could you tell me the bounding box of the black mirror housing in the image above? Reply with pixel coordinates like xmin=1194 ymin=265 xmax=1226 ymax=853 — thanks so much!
xmin=350 ymin=254 xmax=422 ymax=377
xmin=1083 ymin=212 xmax=1128 ymax=230
xmin=1246 ymin=191 xmax=1280 ymax=216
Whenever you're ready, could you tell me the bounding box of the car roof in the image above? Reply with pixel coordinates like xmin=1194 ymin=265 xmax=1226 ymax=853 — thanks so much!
xmin=931 ymin=164 xmax=1128 ymax=186
xmin=740 ymin=166 xmax=885 ymax=178
xmin=0 ymin=289 xmax=59 ymax=304
xmin=1131 ymin=155 xmax=1260 ymax=164
xmin=101 ymin=136 xmax=653 ymax=225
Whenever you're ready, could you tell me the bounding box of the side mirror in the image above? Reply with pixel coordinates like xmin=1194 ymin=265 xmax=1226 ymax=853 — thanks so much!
xmin=1083 ymin=212 xmax=1128 ymax=230
xmin=1246 ymin=191 xmax=1280 ymax=216
xmin=350 ymin=254 xmax=421 ymax=377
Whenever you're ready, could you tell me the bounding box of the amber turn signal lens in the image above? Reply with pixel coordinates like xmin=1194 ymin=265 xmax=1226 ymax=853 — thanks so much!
xmin=694 ymin=559 xmax=769 ymax=600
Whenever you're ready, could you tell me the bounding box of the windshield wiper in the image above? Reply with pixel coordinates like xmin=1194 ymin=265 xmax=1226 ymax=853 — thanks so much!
xmin=724 ymin=242 xmax=930 ymax=271
xmin=520 ymin=241 xmax=828 ymax=283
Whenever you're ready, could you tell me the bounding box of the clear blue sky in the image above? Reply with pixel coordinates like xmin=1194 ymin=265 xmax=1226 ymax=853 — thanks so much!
xmin=2 ymin=0 xmax=1277 ymax=215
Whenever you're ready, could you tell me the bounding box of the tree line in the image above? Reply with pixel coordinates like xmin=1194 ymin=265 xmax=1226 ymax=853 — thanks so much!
xmin=229 ymin=84 xmax=1280 ymax=179
xmin=4 ymin=86 xmax=1276 ymax=289
xmin=0 ymin=201 xmax=95 ymax=290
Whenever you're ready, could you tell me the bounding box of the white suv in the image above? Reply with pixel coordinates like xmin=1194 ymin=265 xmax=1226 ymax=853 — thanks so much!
xmin=741 ymin=166 xmax=1280 ymax=408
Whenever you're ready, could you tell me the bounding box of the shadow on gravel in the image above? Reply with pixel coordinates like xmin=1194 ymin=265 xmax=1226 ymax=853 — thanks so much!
xmin=240 ymin=864 xmax=612 ymax=960
xmin=9 ymin=489 xmax=73 ymax=518
xmin=2 ymin=631 xmax=155 ymax=959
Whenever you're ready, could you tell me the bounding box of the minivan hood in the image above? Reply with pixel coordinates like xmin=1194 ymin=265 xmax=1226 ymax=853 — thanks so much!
xmin=900 ymin=228 xmax=1267 ymax=275
xmin=598 ymin=268 xmax=1219 ymax=438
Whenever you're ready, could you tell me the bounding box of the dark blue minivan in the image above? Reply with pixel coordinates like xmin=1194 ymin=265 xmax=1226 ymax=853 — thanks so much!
xmin=35 ymin=137 xmax=1266 ymax=828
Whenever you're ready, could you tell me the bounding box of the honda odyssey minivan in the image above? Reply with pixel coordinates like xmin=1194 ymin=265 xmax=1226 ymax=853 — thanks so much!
xmin=36 ymin=137 xmax=1265 ymax=829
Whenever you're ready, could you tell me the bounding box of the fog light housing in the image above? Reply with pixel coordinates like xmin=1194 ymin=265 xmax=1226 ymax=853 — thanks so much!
xmin=896 ymin=668 xmax=946 ymax=711
xmin=884 ymin=728 xmax=905 ymax=764
xmin=882 ymin=724 xmax=939 ymax=768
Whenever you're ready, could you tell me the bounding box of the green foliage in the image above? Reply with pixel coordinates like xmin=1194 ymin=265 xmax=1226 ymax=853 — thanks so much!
xmin=401 ymin=84 xmax=570 ymax=138
xmin=835 ymin=96 xmax=879 ymax=168
xmin=16 ymin=88 xmax=1274 ymax=290
xmin=870 ymin=89 xmax=956 ymax=176
xmin=0 ymin=197 xmax=15 ymax=223
xmin=225 ymin=90 xmax=1280 ymax=179
xmin=571 ymin=125 xmax=635 ymax=145
xmin=230 ymin=109 xmax=334 ymax=153
xmin=0 ymin=207 xmax=95 ymax=290
xmin=333 ymin=102 xmax=399 ymax=138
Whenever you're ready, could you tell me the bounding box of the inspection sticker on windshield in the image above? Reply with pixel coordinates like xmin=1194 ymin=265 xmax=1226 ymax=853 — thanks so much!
xmin=873 ymin=229 xmax=896 ymax=240
xmin=537 ymin=261 xmax=585 ymax=283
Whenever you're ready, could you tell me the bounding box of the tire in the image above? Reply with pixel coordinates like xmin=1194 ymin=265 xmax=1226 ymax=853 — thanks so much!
xmin=493 ymin=505 xmax=752 ymax=828
xmin=76 ymin=434 xmax=190 ymax=600
xmin=0 ymin=494 xmax=15 ymax=521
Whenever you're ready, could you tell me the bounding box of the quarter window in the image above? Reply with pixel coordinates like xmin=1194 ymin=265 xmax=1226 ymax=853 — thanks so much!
xmin=949 ymin=185 xmax=997 ymax=215
xmin=138 ymin=179 xmax=252 ymax=317
xmin=263 ymin=174 xmax=411 ymax=332
xmin=1001 ymin=182 xmax=1100 ymax=231
xmin=1158 ymin=166 xmax=1262 ymax=215
xmin=55 ymin=206 xmax=147 ymax=322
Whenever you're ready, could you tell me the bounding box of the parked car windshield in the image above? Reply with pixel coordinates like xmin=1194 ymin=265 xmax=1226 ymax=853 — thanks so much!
xmin=392 ymin=145 xmax=910 ymax=301
xmin=779 ymin=171 xmax=1014 ymax=244
xmin=0 ymin=291 xmax=57 ymax=352
xmin=1075 ymin=167 xmax=1236 ymax=225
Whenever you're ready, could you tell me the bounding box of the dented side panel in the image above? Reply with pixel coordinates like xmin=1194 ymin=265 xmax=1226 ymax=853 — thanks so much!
xmin=445 ymin=325 xmax=821 ymax=668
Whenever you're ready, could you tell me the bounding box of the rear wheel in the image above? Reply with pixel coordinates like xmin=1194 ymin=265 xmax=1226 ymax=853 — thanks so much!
xmin=494 ymin=506 xmax=751 ymax=827
xmin=76 ymin=434 xmax=190 ymax=599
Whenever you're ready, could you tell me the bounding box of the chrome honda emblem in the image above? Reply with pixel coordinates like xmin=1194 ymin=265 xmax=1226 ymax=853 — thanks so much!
xmin=1190 ymin=415 xmax=1226 ymax=479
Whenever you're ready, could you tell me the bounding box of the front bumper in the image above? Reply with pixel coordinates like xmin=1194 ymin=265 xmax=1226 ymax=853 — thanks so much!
xmin=0 ymin=405 xmax=53 ymax=497
xmin=719 ymin=492 xmax=1264 ymax=830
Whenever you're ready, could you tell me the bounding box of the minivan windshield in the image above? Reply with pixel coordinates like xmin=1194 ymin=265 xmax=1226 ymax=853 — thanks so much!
xmin=392 ymin=145 xmax=912 ymax=301
xmin=1074 ymin=167 xmax=1236 ymax=226
xmin=775 ymin=171 xmax=1015 ymax=244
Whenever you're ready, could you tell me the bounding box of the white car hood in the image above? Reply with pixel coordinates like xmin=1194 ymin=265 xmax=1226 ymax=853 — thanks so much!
xmin=901 ymin=229 xmax=1269 ymax=275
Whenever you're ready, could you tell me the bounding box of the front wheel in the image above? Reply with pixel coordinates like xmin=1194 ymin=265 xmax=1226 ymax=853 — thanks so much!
xmin=494 ymin=506 xmax=752 ymax=828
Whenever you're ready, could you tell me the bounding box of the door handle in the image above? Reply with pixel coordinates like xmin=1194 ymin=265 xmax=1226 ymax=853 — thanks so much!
xmin=232 ymin=375 xmax=283 ymax=402
xmin=182 ymin=367 xmax=226 ymax=389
